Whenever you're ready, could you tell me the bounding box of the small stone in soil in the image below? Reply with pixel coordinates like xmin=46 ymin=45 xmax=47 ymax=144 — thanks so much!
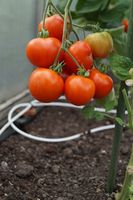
xmin=37 ymin=178 xmax=46 ymax=186
xmin=52 ymin=164 xmax=60 ymax=173
xmin=63 ymin=148 xmax=73 ymax=157
xmin=1 ymin=161 xmax=8 ymax=170
xmin=15 ymin=163 xmax=34 ymax=178
xmin=57 ymin=197 xmax=65 ymax=200
xmin=121 ymin=146 xmax=129 ymax=155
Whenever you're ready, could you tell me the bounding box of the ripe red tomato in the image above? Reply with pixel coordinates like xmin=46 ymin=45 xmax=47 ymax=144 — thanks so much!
xmin=38 ymin=14 xmax=64 ymax=41
xmin=65 ymin=75 xmax=95 ymax=105
xmin=26 ymin=37 xmax=64 ymax=68
xmin=64 ymin=41 xmax=93 ymax=74
xmin=29 ymin=68 xmax=64 ymax=102
xmin=89 ymin=68 xmax=113 ymax=99
xmin=84 ymin=32 xmax=113 ymax=58
xmin=121 ymin=19 xmax=128 ymax=32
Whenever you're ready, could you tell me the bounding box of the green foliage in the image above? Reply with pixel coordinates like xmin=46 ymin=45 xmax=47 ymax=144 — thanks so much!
xmin=109 ymin=54 xmax=133 ymax=80
xmin=109 ymin=28 xmax=127 ymax=55
xmin=72 ymin=0 xmax=130 ymax=28
xmin=75 ymin=0 xmax=107 ymax=13
xmin=82 ymin=105 xmax=105 ymax=121
xmin=99 ymin=3 xmax=128 ymax=25
xmin=96 ymin=90 xmax=117 ymax=111
xmin=129 ymin=184 xmax=133 ymax=194
xmin=55 ymin=0 xmax=130 ymax=28
xmin=115 ymin=117 xmax=125 ymax=126
xmin=82 ymin=91 xmax=117 ymax=121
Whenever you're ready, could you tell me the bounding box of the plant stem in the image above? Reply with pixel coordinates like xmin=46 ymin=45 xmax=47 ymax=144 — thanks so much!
xmin=106 ymin=26 xmax=124 ymax=34
xmin=116 ymin=146 xmax=133 ymax=200
xmin=123 ymin=89 xmax=133 ymax=132
xmin=42 ymin=0 xmax=51 ymax=29
xmin=106 ymin=82 xmax=127 ymax=193
xmin=64 ymin=48 xmax=81 ymax=69
xmin=106 ymin=0 xmax=133 ymax=193
xmin=53 ymin=0 xmax=73 ymax=66
xmin=50 ymin=1 xmax=64 ymax=18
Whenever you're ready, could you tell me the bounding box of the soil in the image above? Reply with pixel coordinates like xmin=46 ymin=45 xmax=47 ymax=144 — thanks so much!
xmin=0 ymin=106 xmax=133 ymax=200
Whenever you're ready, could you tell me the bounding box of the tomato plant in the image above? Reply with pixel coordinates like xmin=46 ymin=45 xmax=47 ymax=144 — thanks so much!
xmin=89 ymin=68 xmax=113 ymax=99
xmin=29 ymin=68 xmax=64 ymax=102
xmin=38 ymin=14 xmax=64 ymax=41
xmin=64 ymin=41 xmax=93 ymax=73
xmin=26 ymin=37 xmax=64 ymax=68
xmin=84 ymin=32 xmax=113 ymax=58
xmin=65 ymin=75 xmax=95 ymax=105
xmin=26 ymin=0 xmax=133 ymax=195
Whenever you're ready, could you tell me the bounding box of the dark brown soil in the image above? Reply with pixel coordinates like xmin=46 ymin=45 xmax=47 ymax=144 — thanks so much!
xmin=0 ymin=106 xmax=133 ymax=200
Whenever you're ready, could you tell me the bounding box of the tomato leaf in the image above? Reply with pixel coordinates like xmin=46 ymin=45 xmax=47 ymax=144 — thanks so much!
xmin=129 ymin=185 xmax=133 ymax=194
xmin=115 ymin=117 xmax=125 ymax=126
xmin=76 ymin=0 xmax=106 ymax=14
xmin=82 ymin=106 xmax=106 ymax=121
xmin=109 ymin=54 xmax=133 ymax=81
xmin=99 ymin=3 xmax=129 ymax=25
xmin=109 ymin=29 xmax=127 ymax=56
xmin=96 ymin=91 xmax=117 ymax=112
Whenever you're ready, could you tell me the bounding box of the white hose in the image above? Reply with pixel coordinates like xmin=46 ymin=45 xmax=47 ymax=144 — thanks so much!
xmin=90 ymin=124 xmax=115 ymax=133
xmin=8 ymin=102 xmax=83 ymax=143
xmin=0 ymin=97 xmax=126 ymax=143
xmin=0 ymin=103 xmax=32 ymax=136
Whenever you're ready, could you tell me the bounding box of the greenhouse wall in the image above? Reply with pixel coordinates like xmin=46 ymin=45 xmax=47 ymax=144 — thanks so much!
xmin=0 ymin=0 xmax=44 ymax=104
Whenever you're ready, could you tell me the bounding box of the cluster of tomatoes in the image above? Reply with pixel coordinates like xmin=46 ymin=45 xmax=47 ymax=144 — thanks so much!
xmin=26 ymin=14 xmax=113 ymax=106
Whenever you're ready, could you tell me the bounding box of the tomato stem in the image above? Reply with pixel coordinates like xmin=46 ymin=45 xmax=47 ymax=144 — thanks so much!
xmin=42 ymin=0 xmax=51 ymax=31
xmin=106 ymin=82 xmax=127 ymax=193
xmin=115 ymin=146 xmax=133 ymax=200
xmin=64 ymin=48 xmax=81 ymax=69
xmin=50 ymin=1 xmax=64 ymax=18
xmin=106 ymin=26 xmax=124 ymax=34
xmin=53 ymin=0 xmax=73 ymax=66
xmin=106 ymin=0 xmax=133 ymax=193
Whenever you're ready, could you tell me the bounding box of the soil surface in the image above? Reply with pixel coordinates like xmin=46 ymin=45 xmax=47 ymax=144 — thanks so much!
xmin=0 ymin=106 xmax=133 ymax=200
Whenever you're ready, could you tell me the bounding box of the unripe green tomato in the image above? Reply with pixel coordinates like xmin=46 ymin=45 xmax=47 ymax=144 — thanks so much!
xmin=84 ymin=32 xmax=113 ymax=58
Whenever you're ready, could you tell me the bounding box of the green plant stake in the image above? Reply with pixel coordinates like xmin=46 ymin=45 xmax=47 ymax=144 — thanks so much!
xmin=115 ymin=88 xmax=133 ymax=200
xmin=106 ymin=0 xmax=133 ymax=193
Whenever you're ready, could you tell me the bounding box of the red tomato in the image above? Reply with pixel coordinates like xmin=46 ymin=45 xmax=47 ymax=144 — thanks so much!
xmin=64 ymin=41 xmax=93 ymax=74
xmin=65 ymin=75 xmax=95 ymax=105
xmin=89 ymin=68 xmax=113 ymax=99
xmin=26 ymin=37 xmax=64 ymax=68
xmin=121 ymin=19 xmax=128 ymax=32
xmin=38 ymin=14 xmax=64 ymax=41
xmin=29 ymin=68 xmax=64 ymax=102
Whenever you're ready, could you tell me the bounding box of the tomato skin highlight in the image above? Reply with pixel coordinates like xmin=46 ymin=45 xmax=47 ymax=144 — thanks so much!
xmin=26 ymin=37 xmax=63 ymax=68
xmin=84 ymin=32 xmax=113 ymax=58
xmin=121 ymin=19 xmax=128 ymax=32
xmin=29 ymin=68 xmax=64 ymax=102
xmin=38 ymin=14 xmax=64 ymax=41
xmin=64 ymin=41 xmax=93 ymax=74
xmin=65 ymin=75 xmax=95 ymax=106
xmin=89 ymin=69 xmax=113 ymax=99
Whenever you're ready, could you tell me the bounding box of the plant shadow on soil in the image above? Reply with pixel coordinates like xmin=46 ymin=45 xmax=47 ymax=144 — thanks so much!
xmin=0 ymin=106 xmax=133 ymax=200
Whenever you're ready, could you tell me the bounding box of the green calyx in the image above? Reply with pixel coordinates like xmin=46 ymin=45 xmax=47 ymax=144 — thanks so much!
xmin=50 ymin=61 xmax=65 ymax=73
xmin=38 ymin=28 xmax=49 ymax=38
xmin=77 ymin=67 xmax=90 ymax=77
